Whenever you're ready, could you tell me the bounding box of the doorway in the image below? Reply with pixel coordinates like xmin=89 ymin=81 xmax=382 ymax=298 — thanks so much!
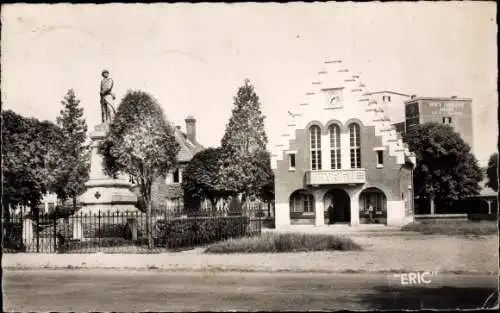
xmin=324 ymin=189 xmax=351 ymax=224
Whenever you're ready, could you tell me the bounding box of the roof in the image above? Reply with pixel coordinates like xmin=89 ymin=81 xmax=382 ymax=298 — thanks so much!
xmin=405 ymin=96 xmax=472 ymax=103
xmin=363 ymin=90 xmax=411 ymax=97
xmin=478 ymin=179 xmax=498 ymax=198
xmin=174 ymin=127 xmax=204 ymax=162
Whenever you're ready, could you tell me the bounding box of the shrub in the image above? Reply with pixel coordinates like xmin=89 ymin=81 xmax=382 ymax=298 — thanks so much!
xmin=82 ymin=222 xmax=129 ymax=238
xmin=3 ymin=221 xmax=26 ymax=252
xmin=401 ymin=220 xmax=497 ymax=235
xmin=467 ymin=213 xmax=497 ymax=221
xmin=204 ymin=232 xmax=362 ymax=253
xmin=154 ymin=216 xmax=250 ymax=249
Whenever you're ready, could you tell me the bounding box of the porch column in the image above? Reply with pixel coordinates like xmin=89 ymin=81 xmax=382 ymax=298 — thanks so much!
xmin=313 ymin=189 xmax=325 ymax=226
xmin=349 ymin=188 xmax=361 ymax=226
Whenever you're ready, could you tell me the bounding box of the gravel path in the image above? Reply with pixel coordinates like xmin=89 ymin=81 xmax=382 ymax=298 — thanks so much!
xmin=4 ymin=234 xmax=497 ymax=274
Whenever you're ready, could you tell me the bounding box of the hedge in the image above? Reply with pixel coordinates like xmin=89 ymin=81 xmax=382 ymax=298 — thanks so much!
xmin=3 ymin=222 xmax=26 ymax=252
xmin=467 ymin=213 xmax=498 ymax=221
xmin=154 ymin=216 xmax=250 ymax=249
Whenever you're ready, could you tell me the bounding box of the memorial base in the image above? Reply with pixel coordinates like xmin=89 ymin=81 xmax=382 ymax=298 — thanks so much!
xmin=78 ymin=123 xmax=138 ymax=215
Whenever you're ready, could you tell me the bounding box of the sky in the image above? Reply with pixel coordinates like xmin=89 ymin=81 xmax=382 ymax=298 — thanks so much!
xmin=2 ymin=2 xmax=497 ymax=164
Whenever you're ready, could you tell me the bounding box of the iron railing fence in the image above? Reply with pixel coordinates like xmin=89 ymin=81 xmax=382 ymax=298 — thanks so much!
xmin=3 ymin=209 xmax=262 ymax=254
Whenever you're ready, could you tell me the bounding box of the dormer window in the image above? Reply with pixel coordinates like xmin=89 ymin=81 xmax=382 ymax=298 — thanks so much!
xmin=172 ymin=168 xmax=182 ymax=183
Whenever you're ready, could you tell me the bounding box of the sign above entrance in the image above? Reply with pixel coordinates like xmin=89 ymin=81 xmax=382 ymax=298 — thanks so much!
xmin=305 ymin=169 xmax=366 ymax=185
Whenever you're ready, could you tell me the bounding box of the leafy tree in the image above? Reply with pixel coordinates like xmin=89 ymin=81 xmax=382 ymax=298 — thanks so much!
xmin=486 ymin=153 xmax=498 ymax=192
xmin=182 ymin=147 xmax=234 ymax=212
xmin=98 ymin=90 xmax=180 ymax=247
xmin=405 ymin=123 xmax=483 ymax=213
xmin=219 ymin=79 xmax=273 ymax=209
xmin=2 ymin=110 xmax=63 ymax=219
xmin=54 ymin=89 xmax=90 ymax=210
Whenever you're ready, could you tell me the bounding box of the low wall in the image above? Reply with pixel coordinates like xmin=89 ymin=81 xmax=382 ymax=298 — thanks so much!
xmin=414 ymin=214 xmax=468 ymax=222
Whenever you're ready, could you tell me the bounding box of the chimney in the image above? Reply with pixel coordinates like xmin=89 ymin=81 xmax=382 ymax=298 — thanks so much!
xmin=185 ymin=115 xmax=196 ymax=143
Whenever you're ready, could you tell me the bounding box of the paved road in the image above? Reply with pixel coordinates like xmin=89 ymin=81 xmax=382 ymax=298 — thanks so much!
xmin=3 ymin=270 xmax=498 ymax=311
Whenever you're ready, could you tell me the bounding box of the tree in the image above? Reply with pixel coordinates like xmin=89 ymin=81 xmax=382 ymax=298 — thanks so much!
xmin=405 ymin=123 xmax=483 ymax=214
xmin=54 ymin=89 xmax=90 ymax=211
xmin=2 ymin=110 xmax=63 ymax=219
xmin=219 ymin=79 xmax=273 ymax=209
xmin=259 ymin=169 xmax=275 ymax=217
xmin=98 ymin=90 xmax=180 ymax=248
xmin=182 ymin=147 xmax=234 ymax=212
xmin=486 ymin=153 xmax=498 ymax=192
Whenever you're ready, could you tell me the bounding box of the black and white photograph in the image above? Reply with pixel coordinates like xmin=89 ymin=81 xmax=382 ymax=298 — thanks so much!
xmin=1 ymin=2 xmax=498 ymax=311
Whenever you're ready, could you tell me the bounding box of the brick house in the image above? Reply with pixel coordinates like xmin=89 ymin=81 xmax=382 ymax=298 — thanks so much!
xmin=133 ymin=116 xmax=204 ymax=211
xmin=271 ymin=59 xmax=417 ymax=228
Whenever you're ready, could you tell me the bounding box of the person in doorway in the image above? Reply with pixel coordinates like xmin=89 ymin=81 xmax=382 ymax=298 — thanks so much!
xmin=367 ymin=204 xmax=375 ymax=223
xmin=327 ymin=203 xmax=335 ymax=224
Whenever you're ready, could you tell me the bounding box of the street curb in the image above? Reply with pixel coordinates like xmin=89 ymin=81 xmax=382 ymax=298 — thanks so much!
xmin=3 ymin=266 xmax=497 ymax=276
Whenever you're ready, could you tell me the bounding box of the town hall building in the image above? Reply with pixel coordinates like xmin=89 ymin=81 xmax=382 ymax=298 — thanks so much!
xmin=271 ymin=59 xmax=417 ymax=228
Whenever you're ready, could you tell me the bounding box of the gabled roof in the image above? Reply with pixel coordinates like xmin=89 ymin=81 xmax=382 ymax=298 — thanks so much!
xmin=363 ymin=90 xmax=411 ymax=97
xmin=174 ymin=127 xmax=204 ymax=163
xmin=405 ymin=96 xmax=472 ymax=102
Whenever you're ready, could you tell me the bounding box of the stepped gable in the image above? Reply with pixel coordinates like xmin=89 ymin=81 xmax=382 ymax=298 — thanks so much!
xmin=271 ymin=58 xmax=415 ymax=170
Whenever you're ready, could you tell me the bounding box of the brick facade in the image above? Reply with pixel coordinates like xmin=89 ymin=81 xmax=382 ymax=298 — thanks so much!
xmin=271 ymin=59 xmax=416 ymax=228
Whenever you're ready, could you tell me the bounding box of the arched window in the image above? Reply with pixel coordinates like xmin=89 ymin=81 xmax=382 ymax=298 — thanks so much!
xmin=290 ymin=190 xmax=314 ymax=213
xmin=329 ymin=124 xmax=341 ymax=169
xmin=310 ymin=125 xmax=322 ymax=170
xmin=359 ymin=188 xmax=387 ymax=224
xmin=349 ymin=123 xmax=361 ymax=168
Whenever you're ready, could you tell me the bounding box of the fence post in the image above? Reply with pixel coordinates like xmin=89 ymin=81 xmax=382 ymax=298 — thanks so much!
xmin=36 ymin=212 xmax=40 ymax=253
xmin=98 ymin=211 xmax=101 ymax=244
xmin=53 ymin=213 xmax=57 ymax=252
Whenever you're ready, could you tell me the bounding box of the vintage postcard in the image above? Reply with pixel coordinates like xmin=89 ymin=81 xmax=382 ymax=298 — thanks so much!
xmin=1 ymin=2 xmax=498 ymax=311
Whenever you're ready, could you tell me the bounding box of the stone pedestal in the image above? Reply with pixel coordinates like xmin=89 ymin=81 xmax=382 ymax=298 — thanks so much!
xmin=72 ymin=218 xmax=83 ymax=240
xmin=78 ymin=123 xmax=138 ymax=214
xmin=22 ymin=218 xmax=34 ymax=246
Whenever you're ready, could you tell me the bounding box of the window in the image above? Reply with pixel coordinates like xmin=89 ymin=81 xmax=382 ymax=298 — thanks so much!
xmin=329 ymin=124 xmax=341 ymax=169
xmin=173 ymin=168 xmax=181 ymax=183
xmin=349 ymin=123 xmax=361 ymax=168
xmin=290 ymin=192 xmax=314 ymax=213
xmin=388 ymin=96 xmax=391 ymax=102
xmin=289 ymin=153 xmax=296 ymax=170
xmin=48 ymin=202 xmax=55 ymax=213
xmin=382 ymin=96 xmax=386 ymax=101
xmin=442 ymin=116 xmax=452 ymax=124
xmin=303 ymin=195 xmax=314 ymax=212
xmin=310 ymin=125 xmax=322 ymax=170
xmin=376 ymin=150 xmax=384 ymax=167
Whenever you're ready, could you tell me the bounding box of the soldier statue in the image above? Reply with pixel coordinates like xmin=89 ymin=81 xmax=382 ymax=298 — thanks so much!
xmin=100 ymin=69 xmax=116 ymax=123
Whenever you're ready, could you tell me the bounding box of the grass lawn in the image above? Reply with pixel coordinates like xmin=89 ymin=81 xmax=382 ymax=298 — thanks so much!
xmin=204 ymin=232 xmax=362 ymax=254
xmin=401 ymin=219 xmax=498 ymax=236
